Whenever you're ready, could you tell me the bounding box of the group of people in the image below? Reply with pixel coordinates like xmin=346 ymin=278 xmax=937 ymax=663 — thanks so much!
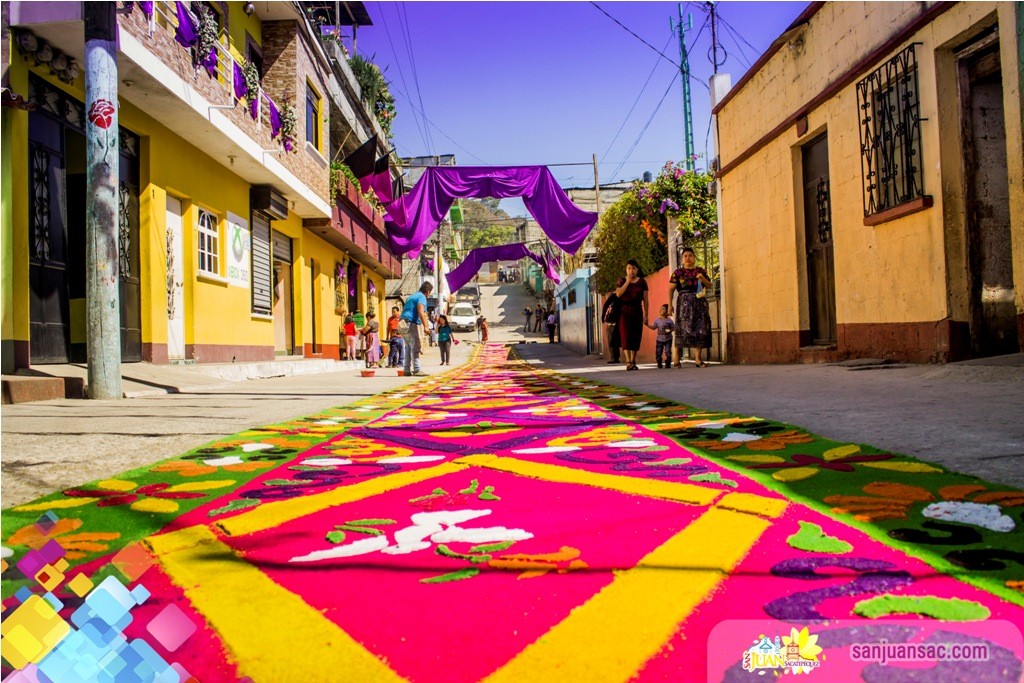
xmin=497 ymin=268 xmax=518 ymax=283
xmin=380 ymin=281 xmax=488 ymax=376
xmin=603 ymin=248 xmax=713 ymax=371
xmin=521 ymin=303 xmax=559 ymax=343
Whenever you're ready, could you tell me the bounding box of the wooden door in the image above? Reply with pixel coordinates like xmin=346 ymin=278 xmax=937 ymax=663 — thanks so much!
xmin=28 ymin=115 xmax=70 ymax=363
xmin=802 ymin=134 xmax=837 ymax=344
xmin=960 ymin=41 xmax=1017 ymax=355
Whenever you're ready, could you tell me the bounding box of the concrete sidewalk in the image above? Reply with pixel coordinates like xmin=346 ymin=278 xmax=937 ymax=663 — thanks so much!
xmin=0 ymin=339 xmax=478 ymax=507
xmin=514 ymin=343 xmax=1024 ymax=490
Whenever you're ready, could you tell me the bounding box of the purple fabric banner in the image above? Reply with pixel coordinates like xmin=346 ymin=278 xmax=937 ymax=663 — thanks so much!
xmin=445 ymin=243 xmax=559 ymax=295
xmin=544 ymin=252 xmax=561 ymax=282
xmin=174 ymin=1 xmax=198 ymax=48
xmin=384 ymin=166 xmax=596 ymax=258
xmin=249 ymin=96 xmax=259 ymax=120
xmin=267 ymin=95 xmax=282 ymax=138
xmin=201 ymin=46 xmax=218 ymax=79
xmin=138 ymin=1 xmax=154 ymax=18
xmin=366 ymin=169 xmax=394 ymax=204
xmin=233 ymin=61 xmax=247 ymax=100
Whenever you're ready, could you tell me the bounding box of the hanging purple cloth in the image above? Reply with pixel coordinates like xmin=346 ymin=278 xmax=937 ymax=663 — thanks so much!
xmin=138 ymin=1 xmax=154 ymax=18
xmin=249 ymin=95 xmax=259 ymax=120
xmin=201 ymin=45 xmax=218 ymax=79
xmin=544 ymin=252 xmax=561 ymax=282
xmin=445 ymin=243 xmax=558 ymax=295
xmin=233 ymin=61 xmax=247 ymax=100
xmin=266 ymin=94 xmax=282 ymax=138
xmin=366 ymin=169 xmax=394 ymax=204
xmin=384 ymin=166 xmax=596 ymax=259
xmin=174 ymin=1 xmax=198 ymax=48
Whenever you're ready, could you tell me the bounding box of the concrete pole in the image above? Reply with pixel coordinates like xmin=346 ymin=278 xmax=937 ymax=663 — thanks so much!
xmin=592 ymin=153 xmax=602 ymax=215
xmin=84 ymin=3 xmax=122 ymax=399
xmin=710 ymin=73 xmax=732 ymax=364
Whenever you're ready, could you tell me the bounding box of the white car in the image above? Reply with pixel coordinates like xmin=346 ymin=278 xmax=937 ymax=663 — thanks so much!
xmin=449 ymin=305 xmax=477 ymax=332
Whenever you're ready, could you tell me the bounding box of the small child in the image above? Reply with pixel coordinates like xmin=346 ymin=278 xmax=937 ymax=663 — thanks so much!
xmin=479 ymin=317 xmax=489 ymax=343
xmin=437 ymin=314 xmax=454 ymax=365
xmin=647 ymin=304 xmax=676 ymax=369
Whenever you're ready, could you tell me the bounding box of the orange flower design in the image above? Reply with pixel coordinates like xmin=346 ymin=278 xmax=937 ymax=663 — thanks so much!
xmin=824 ymin=483 xmax=1024 ymax=522
xmin=695 ymin=429 xmax=814 ymax=451
xmin=152 ymin=460 xmax=274 ymax=477
xmin=7 ymin=518 xmax=119 ymax=560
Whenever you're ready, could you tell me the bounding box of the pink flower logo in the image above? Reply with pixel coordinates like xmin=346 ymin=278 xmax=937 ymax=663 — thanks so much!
xmin=88 ymin=99 xmax=116 ymax=129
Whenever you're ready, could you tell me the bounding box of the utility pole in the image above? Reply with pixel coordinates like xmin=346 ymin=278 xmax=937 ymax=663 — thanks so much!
xmin=706 ymin=1 xmax=724 ymax=75
xmin=84 ymin=2 xmax=122 ymax=399
xmin=591 ymin=153 xmax=602 ymax=215
xmin=672 ymin=6 xmax=696 ymax=170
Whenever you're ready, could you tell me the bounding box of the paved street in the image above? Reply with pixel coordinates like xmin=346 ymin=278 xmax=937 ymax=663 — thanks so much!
xmin=2 ymin=283 xmax=1023 ymax=681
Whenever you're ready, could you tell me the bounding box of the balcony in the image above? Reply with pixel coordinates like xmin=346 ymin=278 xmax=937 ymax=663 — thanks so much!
xmin=303 ymin=176 xmax=400 ymax=279
xmin=115 ymin=1 xmax=331 ymax=217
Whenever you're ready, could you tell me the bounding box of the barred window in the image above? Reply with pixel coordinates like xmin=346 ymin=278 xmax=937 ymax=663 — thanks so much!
xmin=857 ymin=44 xmax=925 ymax=217
xmin=197 ymin=209 xmax=220 ymax=275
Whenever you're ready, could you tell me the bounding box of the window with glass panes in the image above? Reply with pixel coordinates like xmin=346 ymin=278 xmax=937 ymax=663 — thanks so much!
xmin=197 ymin=209 xmax=219 ymax=275
xmin=306 ymin=82 xmax=320 ymax=149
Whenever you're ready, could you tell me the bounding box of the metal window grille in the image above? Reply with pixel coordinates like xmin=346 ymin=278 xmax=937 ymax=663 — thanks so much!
xmin=857 ymin=44 xmax=925 ymax=217
xmin=31 ymin=146 xmax=51 ymax=262
xmin=197 ymin=209 xmax=220 ymax=274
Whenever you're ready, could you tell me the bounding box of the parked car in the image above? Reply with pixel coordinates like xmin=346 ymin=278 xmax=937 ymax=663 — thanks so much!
xmin=456 ymin=284 xmax=481 ymax=310
xmin=449 ymin=304 xmax=478 ymax=332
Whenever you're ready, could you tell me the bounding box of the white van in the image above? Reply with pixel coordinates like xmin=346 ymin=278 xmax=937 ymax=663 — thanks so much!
xmin=449 ymin=304 xmax=477 ymax=332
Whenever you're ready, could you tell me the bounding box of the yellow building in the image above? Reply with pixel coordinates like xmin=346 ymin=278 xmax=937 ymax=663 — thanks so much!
xmin=1 ymin=1 xmax=399 ymax=372
xmin=715 ymin=1 xmax=1023 ymax=363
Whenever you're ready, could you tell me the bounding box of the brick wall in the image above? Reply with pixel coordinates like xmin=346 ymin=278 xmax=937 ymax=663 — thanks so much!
xmin=118 ymin=10 xmax=329 ymax=205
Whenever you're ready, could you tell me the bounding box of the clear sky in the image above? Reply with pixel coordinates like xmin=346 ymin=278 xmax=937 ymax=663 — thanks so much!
xmin=353 ymin=1 xmax=807 ymax=215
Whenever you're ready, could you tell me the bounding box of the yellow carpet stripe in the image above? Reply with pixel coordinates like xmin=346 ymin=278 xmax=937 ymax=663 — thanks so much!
xmin=145 ymin=526 xmax=405 ymax=682
xmin=455 ymin=454 xmax=723 ymax=506
xmin=215 ymin=462 xmax=467 ymax=537
xmin=483 ymin=505 xmax=780 ymax=683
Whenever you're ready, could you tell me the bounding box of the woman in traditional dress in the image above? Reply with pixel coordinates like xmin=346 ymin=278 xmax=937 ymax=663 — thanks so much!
xmin=668 ymin=247 xmax=713 ymax=367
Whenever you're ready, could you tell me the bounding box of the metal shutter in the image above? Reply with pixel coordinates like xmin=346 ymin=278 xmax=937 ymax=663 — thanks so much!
xmin=272 ymin=229 xmax=292 ymax=263
xmin=251 ymin=213 xmax=272 ymax=315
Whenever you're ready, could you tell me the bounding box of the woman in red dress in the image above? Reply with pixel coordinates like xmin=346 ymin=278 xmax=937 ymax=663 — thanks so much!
xmin=614 ymin=259 xmax=650 ymax=371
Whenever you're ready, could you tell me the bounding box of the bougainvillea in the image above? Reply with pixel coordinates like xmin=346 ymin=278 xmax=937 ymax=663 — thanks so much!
xmin=595 ymin=161 xmax=719 ymax=292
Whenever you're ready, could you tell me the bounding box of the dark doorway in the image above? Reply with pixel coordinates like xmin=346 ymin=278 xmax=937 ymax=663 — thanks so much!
xmin=802 ymin=133 xmax=837 ymax=345
xmin=26 ymin=76 xmax=141 ymax=365
xmin=960 ymin=37 xmax=1018 ymax=356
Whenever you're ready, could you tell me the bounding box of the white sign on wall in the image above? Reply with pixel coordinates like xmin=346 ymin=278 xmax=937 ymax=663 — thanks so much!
xmin=226 ymin=212 xmax=251 ymax=288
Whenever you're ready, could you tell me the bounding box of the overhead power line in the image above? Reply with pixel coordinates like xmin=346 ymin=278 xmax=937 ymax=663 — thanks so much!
xmin=378 ymin=11 xmax=431 ymax=153
xmin=609 ymin=71 xmax=680 ymax=180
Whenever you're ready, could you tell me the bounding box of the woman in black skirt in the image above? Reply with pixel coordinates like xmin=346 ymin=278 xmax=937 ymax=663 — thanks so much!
xmin=669 ymin=247 xmax=713 ymax=367
xmin=614 ymin=259 xmax=649 ymax=371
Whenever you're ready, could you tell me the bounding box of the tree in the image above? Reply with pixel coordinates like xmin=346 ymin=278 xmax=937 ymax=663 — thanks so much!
xmin=458 ymin=199 xmax=517 ymax=251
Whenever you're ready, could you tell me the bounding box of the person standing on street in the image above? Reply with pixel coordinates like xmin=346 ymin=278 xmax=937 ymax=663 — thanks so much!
xmin=427 ymin=308 xmax=438 ymax=347
xmin=401 ymin=281 xmax=433 ymax=376
xmin=533 ymin=303 xmax=544 ymax=332
xmin=546 ymin=310 xmax=557 ymax=343
xmin=480 ymin=317 xmax=489 ymax=343
xmin=669 ymin=246 xmax=714 ymax=368
xmin=614 ymin=259 xmax=649 ymax=371
xmin=522 ymin=305 xmax=533 ymax=334
xmin=602 ymin=294 xmax=622 ymax=364
xmin=343 ymin=314 xmax=358 ymax=361
xmin=437 ymin=314 xmax=453 ymax=365
xmin=360 ymin=312 xmax=381 ymax=368
xmin=647 ymin=304 xmax=676 ymax=369
xmin=386 ymin=306 xmax=403 ymax=368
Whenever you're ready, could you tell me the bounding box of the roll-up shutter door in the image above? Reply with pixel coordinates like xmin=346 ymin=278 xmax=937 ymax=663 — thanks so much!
xmin=272 ymin=230 xmax=292 ymax=263
xmin=251 ymin=213 xmax=272 ymax=315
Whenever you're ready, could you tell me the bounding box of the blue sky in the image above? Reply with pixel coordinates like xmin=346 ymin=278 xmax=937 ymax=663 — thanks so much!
xmin=354 ymin=1 xmax=806 ymax=215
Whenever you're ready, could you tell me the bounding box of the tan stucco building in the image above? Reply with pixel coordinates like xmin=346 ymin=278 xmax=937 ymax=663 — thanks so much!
xmin=715 ymin=2 xmax=1023 ymax=363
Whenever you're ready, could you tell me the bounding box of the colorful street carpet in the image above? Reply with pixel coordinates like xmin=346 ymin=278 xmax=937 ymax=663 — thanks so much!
xmin=2 ymin=345 xmax=1023 ymax=682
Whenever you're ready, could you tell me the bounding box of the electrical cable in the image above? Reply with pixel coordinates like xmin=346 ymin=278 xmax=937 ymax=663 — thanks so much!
xmin=599 ymin=32 xmax=675 ymax=167
xmin=609 ymin=71 xmax=680 ymax=181
xmin=378 ymin=10 xmax=430 ymax=152
xmin=397 ymin=4 xmax=435 ymax=155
